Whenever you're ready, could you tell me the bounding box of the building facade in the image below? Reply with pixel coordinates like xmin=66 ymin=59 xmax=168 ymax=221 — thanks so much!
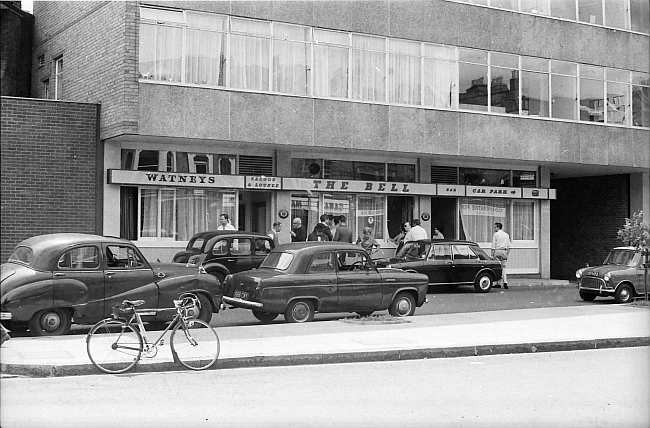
xmin=8 ymin=0 xmax=649 ymax=278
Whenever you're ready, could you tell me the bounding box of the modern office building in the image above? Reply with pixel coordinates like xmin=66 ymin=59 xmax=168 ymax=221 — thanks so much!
xmin=3 ymin=0 xmax=649 ymax=278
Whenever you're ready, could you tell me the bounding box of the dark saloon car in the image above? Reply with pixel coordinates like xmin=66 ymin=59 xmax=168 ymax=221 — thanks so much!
xmin=1 ymin=234 xmax=222 ymax=336
xmin=375 ymin=239 xmax=502 ymax=293
xmin=576 ymin=246 xmax=648 ymax=304
xmin=222 ymin=242 xmax=429 ymax=323
xmin=172 ymin=231 xmax=274 ymax=285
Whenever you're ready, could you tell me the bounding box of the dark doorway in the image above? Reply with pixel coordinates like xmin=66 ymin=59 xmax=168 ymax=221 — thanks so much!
xmin=387 ymin=196 xmax=414 ymax=241
xmin=430 ymin=197 xmax=457 ymax=239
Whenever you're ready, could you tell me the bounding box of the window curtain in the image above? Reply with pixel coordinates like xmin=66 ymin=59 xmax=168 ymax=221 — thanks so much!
xmin=273 ymin=24 xmax=311 ymax=95
xmin=459 ymin=198 xmax=507 ymax=243
xmin=230 ymin=19 xmax=271 ymax=91
xmin=357 ymin=196 xmax=385 ymax=240
xmin=139 ymin=23 xmax=182 ymax=82
xmin=120 ymin=187 xmax=138 ymax=240
xmin=351 ymin=34 xmax=386 ymax=102
xmin=160 ymin=189 xmax=175 ymax=238
xmin=185 ymin=27 xmax=225 ymax=86
xmin=175 ymin=189 xmax=235 ymax=240
xmin=512 ymin=201 xmax=535 ymax=241
xmin=389 ymin=39 xmax=420 ymax=105
xmin=313 ymin=29 xmax=349 ymax=98
xmin=140 ymin=189 xmax=158 ymax=238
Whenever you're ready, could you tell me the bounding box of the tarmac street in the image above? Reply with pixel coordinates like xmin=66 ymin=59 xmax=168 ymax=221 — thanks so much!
xmin=1 ymin=302 xmax=649 ymax=378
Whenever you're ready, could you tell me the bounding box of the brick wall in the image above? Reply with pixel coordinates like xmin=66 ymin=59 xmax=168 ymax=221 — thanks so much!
xmin=0 ymin=97 xmax=100 ymax=262
xmin=0 ymin=2 xmax=34 ymax=97
xmin=550 ymin=175 xmax=630 ymax=279
xmin=31 ymin=1 xmax=139 ymax=140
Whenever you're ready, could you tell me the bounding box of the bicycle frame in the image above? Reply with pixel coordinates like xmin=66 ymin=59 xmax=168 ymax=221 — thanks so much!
xmin=123 ymin=309 xmax=183 ymax=355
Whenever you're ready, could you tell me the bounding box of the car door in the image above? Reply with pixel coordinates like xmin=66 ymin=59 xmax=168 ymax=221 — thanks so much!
xmin=336 ymin=250 xmax=383 ymax=311
xmin=53 ymin=244 xmax=105 ymax=319
xmin=304 ymin=251 xmax=339 ymax=312
xmin=451 ymin=244 xmax=482 ymax=284
xmin=103 ymin=244 xmax=157 ymax=317
xmin=252 ymin=237 xmax=273 ymax=268
xmin=228 ymin=237 xmax=255 ymax=273
xmin=419 ymin=244 xmax=455 ymax=285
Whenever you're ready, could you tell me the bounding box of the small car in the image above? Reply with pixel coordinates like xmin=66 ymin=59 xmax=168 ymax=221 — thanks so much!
xmin=172 ymin=231 xmax=274 ymax=285
xmin=375 ymin=239 xmax=503 ymax=293
xmin=222 ymin=242 xmax=429 ymax=323
xmin=1 ymin=233 xmax=222 ymax=336
xmin=576 ymin=246 xmax=648 ymax=304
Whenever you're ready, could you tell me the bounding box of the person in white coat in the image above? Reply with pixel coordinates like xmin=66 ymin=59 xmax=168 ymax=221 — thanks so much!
xmin=491 ymin=222 xmax=511 ymax=289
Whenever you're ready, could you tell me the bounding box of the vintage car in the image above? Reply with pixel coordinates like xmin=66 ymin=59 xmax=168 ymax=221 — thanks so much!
xmin=576 ymin=246 xmax=648 ymax=304
xmin=375 ymin=239 xmax=503 ymax=293
xmin=222 ymin=242 xmax=429 ymax=323
xmin=172 ymin=231 xmax=274 ymax=285
xmin=1 ymin=233 xmax=222 ymax=336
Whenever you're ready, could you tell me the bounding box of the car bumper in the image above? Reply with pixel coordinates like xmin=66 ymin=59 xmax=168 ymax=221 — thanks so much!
xmin=579 ymin=277 xmax=615 ymax=295
xmin=1 ymin=312 xmax=12 ymax=320
xmin=222 ymin=296 xmax=263 ymax=310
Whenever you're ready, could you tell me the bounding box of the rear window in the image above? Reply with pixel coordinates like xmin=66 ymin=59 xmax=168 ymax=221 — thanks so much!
xmin=260 ymin=251 xmax=294 ymax=271
xmin=8 ymin=246 xmax=34 ymax=266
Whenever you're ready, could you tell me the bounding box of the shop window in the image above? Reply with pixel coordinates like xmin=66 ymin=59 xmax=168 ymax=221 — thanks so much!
xmin=459 ymin=198 xmax=507 ymax=243
xmin=137 ymin=151 xmax=160 ymax=171
xmin=192 ymin=154 xmax=210 ymax=173
xmin=292 ymin=158 xmax=322 ymax=178
xmin=388 ymin=164 xmax=416 ymax=182
xmin=513 ymin=201 xmax=535 ymax=241
xmin=513 ymin=171 xmax=537 ymax=188
xmin=460 ymin=168 xmax=510 ymax=187
xmin=324 ymin=160 xmax=385 ymax=181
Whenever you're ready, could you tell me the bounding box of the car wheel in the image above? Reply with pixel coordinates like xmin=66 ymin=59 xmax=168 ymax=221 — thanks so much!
xmin=252 ymin=310 xmax=279 ymax=323
xmin=389 ymin=292 xmax=415 ymax=317
xmin=579 ymin=291 xmax=597 ymax=301
xmin=474 ymin=273 xmax=493 ymax=293
xmin=356 ymin=311 xmax=373 ymax=317
xmin=614 ymin=284 xmax=634 ymax=304
xmin=284 ymin=300 xmax=315 ymax=323
xmin=28 ymin=309 xmax=72 ymax=336
xmin=195 ymin=293 xmax=213 ymax=324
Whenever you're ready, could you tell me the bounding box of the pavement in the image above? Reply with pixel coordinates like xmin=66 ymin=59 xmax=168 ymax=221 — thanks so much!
xmin=1 ymin=279 xmax=649 ymax=378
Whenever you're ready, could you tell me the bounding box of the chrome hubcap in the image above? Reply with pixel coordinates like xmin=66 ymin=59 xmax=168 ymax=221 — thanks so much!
xmin=42 ymin=313 xmax=61 ymax=331
xmin=396 ymin=299 xmax=411 ymax=316
xmin=293 ymin=303 xmax=309 ymax=321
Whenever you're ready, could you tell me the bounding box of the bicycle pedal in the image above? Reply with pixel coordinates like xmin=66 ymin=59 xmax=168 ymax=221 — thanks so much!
xmin=160 ymin=339 xmax=165 ymax=346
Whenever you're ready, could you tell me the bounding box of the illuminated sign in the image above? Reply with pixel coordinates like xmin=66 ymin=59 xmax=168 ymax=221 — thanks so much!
xmin=108 ymin=169 xmax=243 ymax=188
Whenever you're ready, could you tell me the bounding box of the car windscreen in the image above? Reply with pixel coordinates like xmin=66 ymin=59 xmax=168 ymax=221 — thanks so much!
xmin=260 ymin=251 xmax=294 ymax=271
xmin=603 ymin=249 xmax=640 ymax=267
xmin=7 ymin=246 xmax=34 ymax=266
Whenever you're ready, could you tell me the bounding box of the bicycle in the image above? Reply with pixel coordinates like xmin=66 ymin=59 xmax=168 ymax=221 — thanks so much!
xmin=86 ymin=293 xmax=220 ymax=374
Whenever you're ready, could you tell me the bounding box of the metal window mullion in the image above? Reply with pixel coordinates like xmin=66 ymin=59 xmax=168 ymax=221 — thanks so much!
xmin=269 ymin=22 xmax=274 ymax=91
xmin=518 ymin=55 xmax=522 ymax=115
xmin=348 ymin=33 xmax=352 ymax=99
xmin=487 ymin=53 xmax=491 ymax=111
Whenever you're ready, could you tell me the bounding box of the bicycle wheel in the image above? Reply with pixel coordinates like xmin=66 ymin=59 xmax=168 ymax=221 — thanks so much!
xmin=86 ymin=319 xmax=143 ymax=374
xmin=170 ymin=319 xmax=220 ymax=370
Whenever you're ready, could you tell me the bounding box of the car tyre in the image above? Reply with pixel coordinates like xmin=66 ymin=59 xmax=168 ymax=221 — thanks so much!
xmin=284 ymin=300 xmax=314 ymax=323
xmin=28 ymin=308 xmax=71 ymax=336
xmin=252 ymin=310 xmax=279 ymax=323
xmin=614 ymin=284 xmax=634 ymax=304
xmin=195 ymin=293 xmax=213 ymax=324
xmin=389 ymin=292 xmax=415 ymax=317
xmin=474 ymin=272 xmax=493 ymax=293
xmin=211 ymin=272 xmax=225 ymax=287
xmin=579 ymin=291 xmax=597 ymax=301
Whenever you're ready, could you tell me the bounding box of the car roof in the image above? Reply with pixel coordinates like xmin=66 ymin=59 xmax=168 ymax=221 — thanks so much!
xmin=405 ymin=239 xmax=480 ymax=246
xmin=275 ymin=242 xmax=365 ymax=253
xmin=190 ymin=230 xmax=269 ymax=240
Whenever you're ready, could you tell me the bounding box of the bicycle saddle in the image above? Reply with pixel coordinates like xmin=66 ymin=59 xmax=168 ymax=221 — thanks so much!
xmin=121 ymin=299 xmax=145 ymax=307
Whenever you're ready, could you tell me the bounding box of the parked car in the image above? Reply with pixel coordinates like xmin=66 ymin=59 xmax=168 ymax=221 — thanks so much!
xmin=576 ymin=246 xmax=648 ymax=303
xmin=1 ymin=233 xmax=222 ymax=336
xmin=172 ymin=231 xmax=274 ymax=285
xmin=222 ymin=242 xmax=429 ymax=323
xmin=375 ymin=239 xmax=503 ymax=293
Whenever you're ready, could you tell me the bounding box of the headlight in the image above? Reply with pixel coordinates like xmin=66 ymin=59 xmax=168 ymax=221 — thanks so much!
xmin=575 ymin=268 xmax=586 ymax=279
xmin=187 ymin=255 xmax=200 ymax=266
xmin=604 ymin=272 xmax=611 ymax=281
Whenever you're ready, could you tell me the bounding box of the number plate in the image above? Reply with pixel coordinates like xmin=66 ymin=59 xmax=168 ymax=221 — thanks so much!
xmin=234 ymin=290 xmax=249 ymax=300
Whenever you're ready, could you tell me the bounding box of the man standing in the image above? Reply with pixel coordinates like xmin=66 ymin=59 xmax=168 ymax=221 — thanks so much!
xmin=318 ymin=214 xmax=333 ymax=240
xmin=333 ymin=215 xmax=353 ymax=243
xmin=267 ymin=221 xmax=282 ymax=247
xmin=403 ymin=218 xmax=428 ymax=243
xmin=491 ymin=222 xmax=510 ymax=289
xmin=290 ymin=218 xmax=306 ymax=242
xmin=217 ymin=213 xmax=235 ymax=230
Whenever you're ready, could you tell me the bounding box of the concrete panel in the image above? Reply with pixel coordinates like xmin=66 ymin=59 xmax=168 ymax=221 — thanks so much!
xmin=313 ymin=1 xmax=390 ymax=35
xmin=269 ymin=1 xmax=314 ymax=26
xmin=424 ymin=109 xmax=459 ymax=156
xmin=183 ymin=88 xmax=230 ymax=140
xmin=351 ymin=103 xmax=390 ymax=150
xmin=458 ymin=113 xmax=492 ymax=158
xmin=489 ymin=10 xmax=524 ymax=54
xmin=518 ymin=14 xmax=557 ymax=59
xmin=606 ymin=126 xmax=635 ymax=167
xmin=456 ymin=4 xmax=492 ymax=51
xmin=230 ymin=92 xmax=274 ymax=144
xmin=517 ymin=118 xmax=552 ymax=162
xmin=388 ymin=0 xmax=459 ymax=46
xmin=313 ymin=99 xmax=353 ymax=149
xmin=604 ymin=31 xmax=633 ymax=70
xmin=577 ymin=25 xmax=608 ymax=66
xmin=490 ymin=115 xmax=524 ymax=160
xmin=231 ymin=1 xmax=274 ymax=20
xmin=544 ymin=19 xmax=580 ymax=62
xmin=138 ymin=84 xmax=186 ymax=138
xmin=554 ymin=121 xmax=582 ymax=164
xmin=630 ymin=35 xmax=650 ymax=73
xmin=389 ymin=106 xmax=424 ymax=154
xmin=578 ymin=124 xmax=609 ymax=165
xmin=633 ymin=129 xmax=650 ymax=169
xmin=273 ymin=96 xmax=315 ymax=147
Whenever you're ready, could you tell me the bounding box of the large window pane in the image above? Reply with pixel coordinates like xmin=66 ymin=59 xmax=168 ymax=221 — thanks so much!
xmin=325 ymin=194 xmax=357 ymax=239
xmin=357 ymin=195 xmax=385 ymax=240
xmin=580 ymin=66 xmax=604 ymax=122
xmin=313 ymin=29 xmax=349 ymax=98
xmin=491 ymin=67 xmax=519 ymax=114
xmin=604 ymin=0 xmax=629 ymax=29
xmin=606 ymin=81 xmax=629 ymax=125
xmin=324 ymin=160 xmax=385 ymax=181
xmin=139 ymin=22 xmax=182 ymax=82
xmin=631 ymin=0 xmax=650 ymax=33
xmin=512 ymin=201 xmax=535 ymax=241
xmin=185 ymin=26 xmax=226 ymax=86
xmin=521 ymin=0 xmax=550 ymax=15
xmin=460 ymin=168 xmax=510 ymax=186
xmin=522 ymin=70 xmax=549 ymax=117
xmin=551 ymin=0 xmax=577 ymax=20
xmin=273 ymin=23 xmax=311 ymax=95
xmin=423 ymin=44 xmax=457 ymax=109
xmin=291 ymin=193 xmax=320 ymax=237
xmin=351 ymin=34 xmax=386 ymax=102
xmin=460 ymin=198 xmax=507 ymax=243
xmin=579 ymin=0 xmax=603 ymax=25
xmin=389 ymin=39 xmax=421 ymax=105
xmin=459 ymin=63 xmax=488 ymax=111
xmin=632 ymin=72 xmax=650 ymax=127
xmin=388 ymin=164 xmax=416 ymax=182
xmin=140 ymin=189 xmax=158 ymax=238
xmin=551 ymin=74 xmax=577 ymax=120
xmin=230 ymin=19 xmax=271 ymax=90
